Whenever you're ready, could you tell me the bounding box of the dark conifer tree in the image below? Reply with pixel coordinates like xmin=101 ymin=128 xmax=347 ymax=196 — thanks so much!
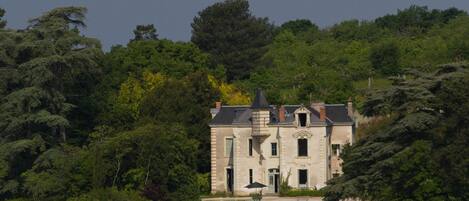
xmin=191 ymin=0 xmax=274 ymax=81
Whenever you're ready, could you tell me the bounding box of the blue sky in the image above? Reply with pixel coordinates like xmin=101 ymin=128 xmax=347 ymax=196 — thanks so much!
xmin=2 ymin=0 xmax=469 ymax=50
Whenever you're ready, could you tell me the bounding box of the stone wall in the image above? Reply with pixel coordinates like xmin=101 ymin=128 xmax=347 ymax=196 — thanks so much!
xmin=211 ymin=124 xmax=353 ymax=195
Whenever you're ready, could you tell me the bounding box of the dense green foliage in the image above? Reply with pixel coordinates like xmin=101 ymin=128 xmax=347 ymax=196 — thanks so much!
xmin=1 ymin=1 xmax=469 ymax=200
xmin=191 ymin=0 xmax=274 ymax=81
xmin=132 ymin=24 xmax=158 ymax=41
xmin=0 ymin=8 xmax=6 ymax=29
xmin=277 ymin=19 xmax=318 ymax=35
xmin=323 ymin=63 xmax=469 ymax=201
xmin=0 ymin=7 xmax=102 ymax=200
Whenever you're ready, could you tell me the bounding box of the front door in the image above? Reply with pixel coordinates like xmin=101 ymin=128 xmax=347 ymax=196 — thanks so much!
xmin=226 ymin=168 xmax=233 ymax=192
xmin=274 ymin=174 xmax=279 ymax=193
xmin=268 ymin=169 xmax=280 ymax=194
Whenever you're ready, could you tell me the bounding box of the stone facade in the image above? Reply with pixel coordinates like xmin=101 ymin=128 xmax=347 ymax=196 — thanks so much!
xmin=209 ymin=90 xmax=354 ymax=196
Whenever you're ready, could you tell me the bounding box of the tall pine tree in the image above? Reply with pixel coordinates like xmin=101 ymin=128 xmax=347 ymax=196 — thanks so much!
xmin=191 ymin=0 xmax=273 ymax=81
xmin=0 ymin=7 xmax=102 ymax=199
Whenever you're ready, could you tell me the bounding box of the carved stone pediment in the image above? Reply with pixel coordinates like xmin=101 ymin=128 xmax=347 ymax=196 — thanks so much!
xmin=294 ymin=105 xmax=311 ymax=114
xmin=293 ymin=130 xmax=313 ymax=139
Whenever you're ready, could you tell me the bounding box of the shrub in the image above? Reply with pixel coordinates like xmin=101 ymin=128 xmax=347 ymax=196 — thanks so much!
xmin=67 ymin=188 xmax=149 ymax=201
xmin=281 ymin=189 xmax=324 ymax=197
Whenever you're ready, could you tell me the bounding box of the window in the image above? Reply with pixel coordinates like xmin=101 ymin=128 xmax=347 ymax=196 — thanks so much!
xmin=299 ymin=169 xmax=308 ymax=187
xmin=225 ymin=138 xmax=233 ymax=157
xmin=227 ymin=168 xmax=233 ymax=192
xmin=249 ymin=169 xmax=253 ymax=184
xmin=332 ymin=144 xmax=341 ymax=156
xmin=298 ymin=113 xmax=307 ymax=127
xmin=298 ymin=139 xmax=308 ymax=156
xmin=271 ymin=142 xmax=278 ymax=156
xmin=248 ymin=138 xmax=253 ymax=156
xmin=332 ymin=173 xmax=340 ymax=178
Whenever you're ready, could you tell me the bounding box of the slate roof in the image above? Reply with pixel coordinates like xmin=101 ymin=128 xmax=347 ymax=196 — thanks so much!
xmin=210 ymin=104 xmax=353 ymax=126
xmin=251 ymin=89 xmax=270 ymax=109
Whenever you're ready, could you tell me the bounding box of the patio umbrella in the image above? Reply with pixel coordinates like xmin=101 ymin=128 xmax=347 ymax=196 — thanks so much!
xmin=245 ymin=182 xmax=267 ymax=189
xmin=245 ymin=182 xmax=267 ymax=201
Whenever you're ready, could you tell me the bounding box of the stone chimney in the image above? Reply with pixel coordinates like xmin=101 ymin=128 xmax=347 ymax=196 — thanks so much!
xmin=278 ymin=106 xmax=286 ymax=122
xmin=347 ymin=97 xmax=353 ymax=118
xmin=320 ymin=106 xmax=326 ymax=121
xmin=210 ymin=101 xmax=222 ymax=118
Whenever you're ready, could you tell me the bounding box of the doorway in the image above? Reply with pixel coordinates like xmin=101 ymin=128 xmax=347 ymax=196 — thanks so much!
xmin=226 ymin=168 xmax=233 ymax=192
xmin=268 ymin=168 xmax=280 ymax=193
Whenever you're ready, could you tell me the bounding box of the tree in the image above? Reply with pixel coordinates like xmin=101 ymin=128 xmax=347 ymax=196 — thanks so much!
xmin=244 ymin=31 xmax=355 ymax=104
xmin=132 ymin=24 xmax=158 ymax=41
xmin=375 ymin=6 xmax=467 ymax=36
xmin=278 ymin=19 xmax=317 ymax=35
xmin=100 ymin=123 xmax=200 ymax=201
xmin=370 ymin=40 xmax=401 ymax=75
xmin=0 ymin=7 xmax=102 ymax=199
xmin=191 ymin=0 xmax=274 ymax=81
xmin=95 ymin=39 xmax=213 ymax=128
xmin=22 ymin=147 xmax=89 ymax=200
xmin=140 ymin=71 xmax=219 ymax=172
xmin=298 ymin=68 xmax=355 ymax=104
xmin=323 ymin=63 xmax=469 ymax=201
xmin=0 ymin=8 xmax=6 ymax=29
xmin=330 ymin=20 xmax=386 ymax=42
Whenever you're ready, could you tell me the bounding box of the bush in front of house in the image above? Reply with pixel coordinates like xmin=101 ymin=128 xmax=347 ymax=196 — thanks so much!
xmin=280 ymin=189 xmax=324 ymax=197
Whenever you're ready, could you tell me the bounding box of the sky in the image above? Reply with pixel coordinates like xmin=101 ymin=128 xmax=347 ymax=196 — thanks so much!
xmin=2 ymin=0 xmax=469 ymax=51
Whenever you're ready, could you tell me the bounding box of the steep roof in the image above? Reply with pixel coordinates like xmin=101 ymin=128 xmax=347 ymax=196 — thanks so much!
xmin=210 ymin=106 xmax=278 ymax=125
xmin=210 ymin=104 xmax=353 ymax=126
xmin=250 ymin=89 xmax=270 ymax=109
xmin=325 ymin=104 xmax=353 ymax=122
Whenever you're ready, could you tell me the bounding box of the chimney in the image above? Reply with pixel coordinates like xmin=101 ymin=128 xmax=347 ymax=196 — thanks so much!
xmin=347 ymin=97 xmax=353 ymax=118
xmin=211 ymin=101 xmax=222 ymax=118
xmin=278 ymin=106 xmax=286 ymax=122
xmin=320 ymin=106 xmax=326 ymax=121
xmin=311 ymin=101 xmax=325 ymax=112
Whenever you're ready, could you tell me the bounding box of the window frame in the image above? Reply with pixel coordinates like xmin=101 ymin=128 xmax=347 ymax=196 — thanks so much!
xmin=249 ymin=169 xmax=253 ymax=184
xmin=298 ymin=138 xmax=308 ymax=157
xmin=225 ymin=137 xmax=233 ymax=157
xmin=332 ymin=173 xmax=340 ymax=178
xmin=271 ymin=142 xmax=278 ymax=156
xmin=332 ymin=144 xmax=341 ymax=156
xmin=298 ymin=113 xmax=307 ymax=127
xmin=298 ymin=169 xmax=308 ymax=187
xmin=248 ymin=138 xmax=253 ymax=156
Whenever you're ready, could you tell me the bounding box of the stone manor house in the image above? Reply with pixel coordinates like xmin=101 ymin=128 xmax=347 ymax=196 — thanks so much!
xmin=209 ymin=89 xmax=355 ymax=195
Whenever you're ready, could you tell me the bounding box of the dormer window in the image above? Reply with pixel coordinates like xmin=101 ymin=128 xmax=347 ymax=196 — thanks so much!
xmin=294 ymin=106 xmax=311 ymax=127
xmin=298 ymin=113 xmax=307 ymax=127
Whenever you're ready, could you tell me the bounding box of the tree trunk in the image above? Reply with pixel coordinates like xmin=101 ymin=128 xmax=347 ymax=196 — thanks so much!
xmin=368 ymin=76 xmax=372 ymax=89
xmin=144 ymin=158 xmax=152 ymax=185
xmin=112 ymin=158 xmax=121 ymax=187
xmin=60 ymin=125 xmax=66 ymax=143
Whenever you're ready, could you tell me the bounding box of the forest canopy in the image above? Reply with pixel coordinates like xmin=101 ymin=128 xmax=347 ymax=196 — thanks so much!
xmin=0 ymin=1 xmax=468 ymax=200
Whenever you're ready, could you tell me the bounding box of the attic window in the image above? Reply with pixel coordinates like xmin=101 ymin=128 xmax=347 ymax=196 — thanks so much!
xmin=299 ymin=113 xmax=307 ymax=127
